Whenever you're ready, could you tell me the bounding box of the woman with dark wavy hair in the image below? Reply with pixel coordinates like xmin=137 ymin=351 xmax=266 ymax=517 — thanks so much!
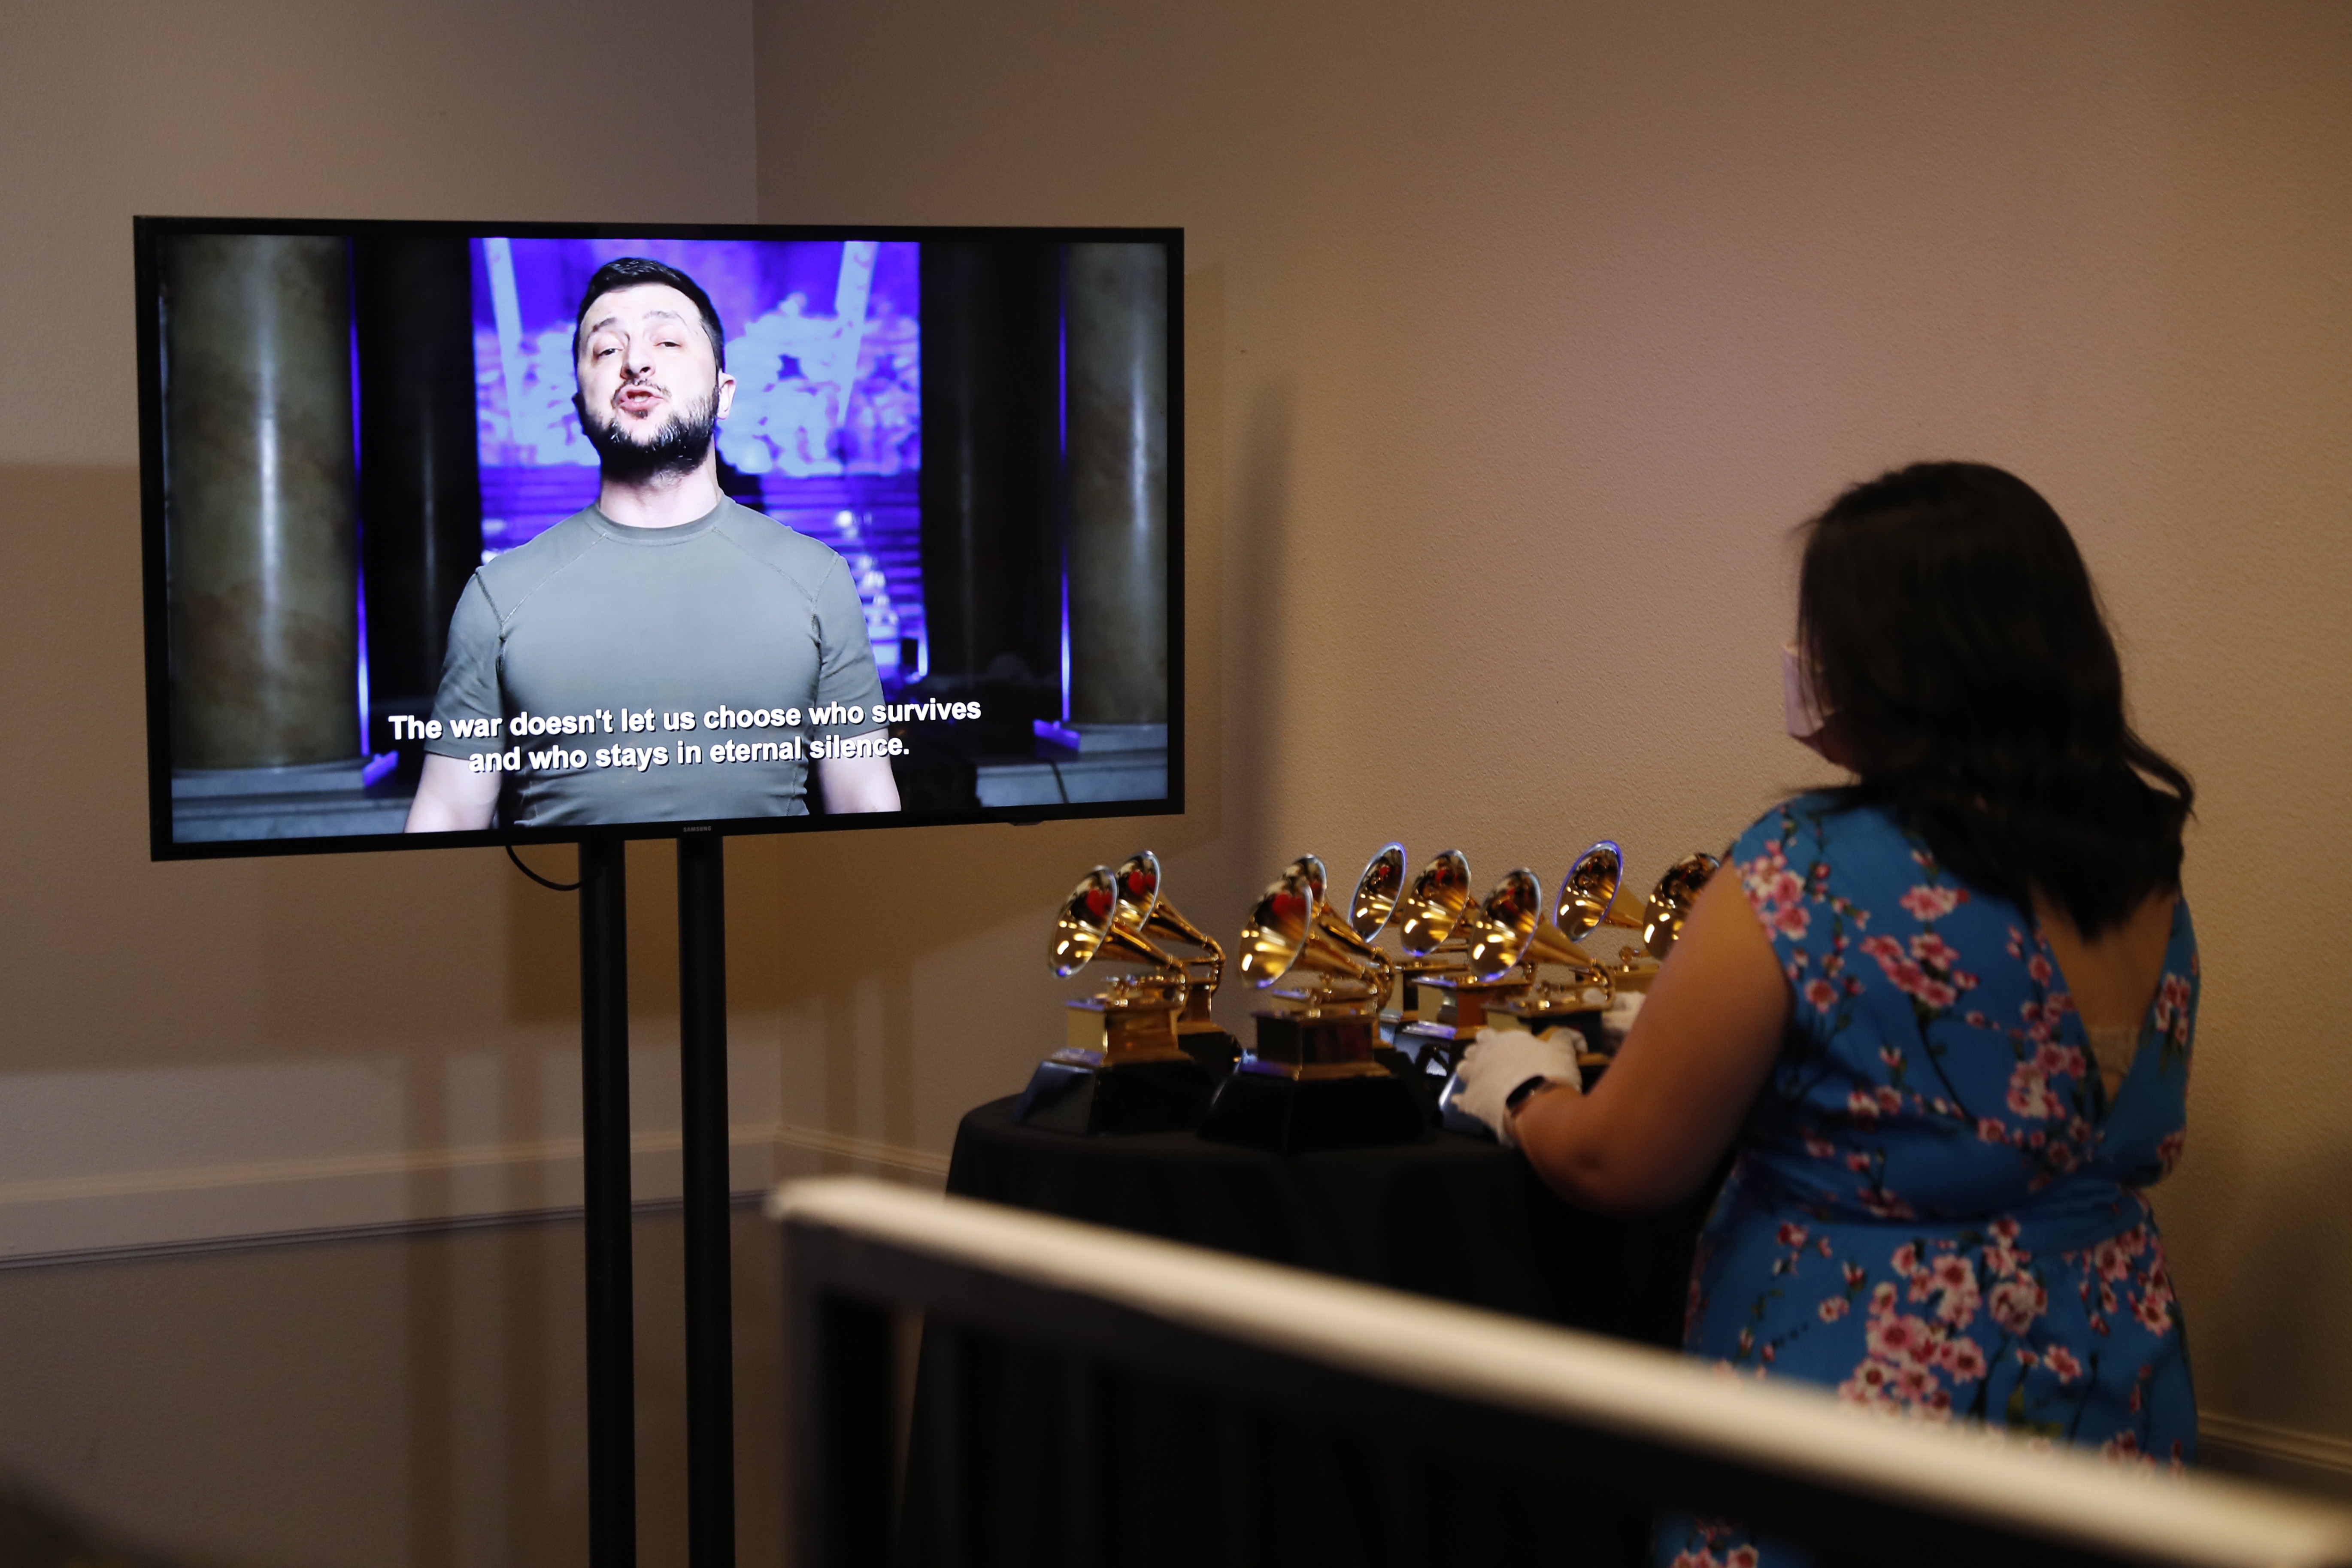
xmin=1453 ymin=462 xmax=2198 ymax=1565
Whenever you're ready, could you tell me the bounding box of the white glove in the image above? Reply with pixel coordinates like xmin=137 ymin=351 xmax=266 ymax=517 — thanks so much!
xmin=1600 ymin=989 xmax=1645 ymax=1048
xmin=1450 ymin=1027 xmax=1582 ymax=1149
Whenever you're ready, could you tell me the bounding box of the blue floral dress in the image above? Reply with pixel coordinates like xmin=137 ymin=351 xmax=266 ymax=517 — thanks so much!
xmin=1661 ymin=795 xmax=2197 ymax=1568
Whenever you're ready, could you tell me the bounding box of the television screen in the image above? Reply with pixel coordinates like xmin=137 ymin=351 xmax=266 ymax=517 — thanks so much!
xmin=134 ymin=220 xmax=1183 ymax=857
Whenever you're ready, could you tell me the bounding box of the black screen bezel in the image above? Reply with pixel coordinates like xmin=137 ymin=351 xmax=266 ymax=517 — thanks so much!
xmin=134 ymin=216 xmax=1185 ymax=861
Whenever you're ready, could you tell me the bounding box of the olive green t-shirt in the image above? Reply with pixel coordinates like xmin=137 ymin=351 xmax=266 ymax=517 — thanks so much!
xmin=424 ymin=499 xmax=888 ymax=827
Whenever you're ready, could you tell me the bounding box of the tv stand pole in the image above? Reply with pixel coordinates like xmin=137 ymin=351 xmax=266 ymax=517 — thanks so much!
xmin=579 ymin=838 xmax=636 ymax=1568
xmin=677 ymin=831 xmax=736 ymax=1568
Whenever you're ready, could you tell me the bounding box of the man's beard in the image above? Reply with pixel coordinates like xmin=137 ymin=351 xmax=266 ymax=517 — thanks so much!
xmin=581 ymin=385 xmax=719 ymax=485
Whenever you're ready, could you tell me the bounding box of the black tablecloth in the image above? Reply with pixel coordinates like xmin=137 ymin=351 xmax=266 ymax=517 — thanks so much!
xmin=945 ymin=1095 xmax=1710 ymax=1346
xmin=895 ymin=1098 xmax=1719 ymax=1568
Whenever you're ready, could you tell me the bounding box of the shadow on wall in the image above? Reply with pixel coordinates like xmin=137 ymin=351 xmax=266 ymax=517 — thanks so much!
xmin=0 ymin=1475 xmax=208 ymax=1568
xmin=1226 ymin=370 xmax=1297 ymax=895
xmin=2228 ymin=1143 xmax=2352 ymax=1439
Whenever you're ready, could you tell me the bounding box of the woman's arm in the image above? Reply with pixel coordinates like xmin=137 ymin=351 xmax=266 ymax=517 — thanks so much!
xmin=1508 ymin=867 xmax=1791 ymax=1213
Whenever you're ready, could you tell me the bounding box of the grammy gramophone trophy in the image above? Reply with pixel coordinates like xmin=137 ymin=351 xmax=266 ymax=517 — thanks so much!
xmin=1383 ymin=860 xmax=1571 ymax=1081
xmin=1472 ymin=868 xmax=1618 ymax=1048
xmin=1346 ymin=844 xmax=1483 ymax=1036
xmin=1196 ymin=855 xmax=1426 ymax=1153
xmin=1586 ymin=847 xmax=1721 ymax=992
xmin=1014 ymin=861 xmax=1218 ymax=1135
xmin=1435 ymin=845 xmax=1724 ymax=1136
xmin=1108 ymin=849 xmax=1241 ymax=1077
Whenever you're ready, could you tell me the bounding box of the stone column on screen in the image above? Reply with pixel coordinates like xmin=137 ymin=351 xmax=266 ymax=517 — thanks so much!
xmin=915 ymin=242 xmax=1061 ymax=689
xmin=164 ymin=233 xmax=361 ymax=771
xmin=1064 ymin=243 xmax=1168 ymax=729
xmin=354 ymin=233 xmax=483 ymax=749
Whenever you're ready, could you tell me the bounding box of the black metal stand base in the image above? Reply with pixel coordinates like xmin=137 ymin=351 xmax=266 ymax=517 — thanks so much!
xmin=1197 ymin=1067 xmax=1428 ymax=1155
xmin=1013 ymin=1055 xmax=1216 ymax=1135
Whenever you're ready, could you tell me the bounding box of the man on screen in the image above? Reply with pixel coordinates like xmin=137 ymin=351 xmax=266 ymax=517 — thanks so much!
xmin=406 ymin=256 xmax=900 ymax=831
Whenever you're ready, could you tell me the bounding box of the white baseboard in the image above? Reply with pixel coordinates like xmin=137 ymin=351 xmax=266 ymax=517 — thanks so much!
xmin=0 ymin=1122 xmax=948 ymax=1265
xmin=2199 ymin=1414 xmax=2352 ymax=1499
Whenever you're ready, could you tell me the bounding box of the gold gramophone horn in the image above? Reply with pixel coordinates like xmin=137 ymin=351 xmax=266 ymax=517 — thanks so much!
xmin=1049 ymin=865 xmax=1186 ymax=983
xmin=1397 ymin=849 xmax=1476 ymax=958
xmin=1111 ymin=850 xmax=1228 ymax=1023
xmin=1465 ymin=868 xmax=1608 ymax=983
xmin=1239 ymin=857 xmax=1395 ymax=1005
xmin=1557 ymin=839 xmax=1646 ymax=943
xmin=1642 ymin=852 xmax=1721 ymax=958
xmin=1347 ymin=843 xmax=1407 ymax=941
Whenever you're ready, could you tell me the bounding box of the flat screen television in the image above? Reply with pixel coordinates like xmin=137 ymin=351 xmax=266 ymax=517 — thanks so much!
xmin=134 ymin=218 xmax=1183 ymax=858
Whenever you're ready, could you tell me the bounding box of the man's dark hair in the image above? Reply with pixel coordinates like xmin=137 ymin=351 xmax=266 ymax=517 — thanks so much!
xmin=572 ymin=257 xmax=727 ymax=370
xmin=1797 ymin=461 xmax=2193 ymax=938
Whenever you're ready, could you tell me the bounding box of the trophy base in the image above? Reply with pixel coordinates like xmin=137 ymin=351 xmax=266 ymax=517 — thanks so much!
xmin=1197 ymin=1062 xmax=1428 ymax=1155
xmin=1176 ymin=1024 xmax=1242 ymax=1081
xmin=1013 ymin=1052 xmax=1217 ymax=1137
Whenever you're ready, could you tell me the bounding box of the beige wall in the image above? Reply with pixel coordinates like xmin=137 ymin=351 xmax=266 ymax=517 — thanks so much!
xmin=749 ymin=0 xmax=2352 ymax=1456
xmin=2 ymin=0 xmax=2350 ymax=1558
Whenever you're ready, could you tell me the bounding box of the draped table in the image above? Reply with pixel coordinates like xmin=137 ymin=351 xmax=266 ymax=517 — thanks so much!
xmin=889 ymin=1094 xmax=1716 ymax=1568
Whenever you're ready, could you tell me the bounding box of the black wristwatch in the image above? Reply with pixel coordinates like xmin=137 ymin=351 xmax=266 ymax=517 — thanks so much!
xmin=1505 ymin=1074 xmax=1558 ymax=1113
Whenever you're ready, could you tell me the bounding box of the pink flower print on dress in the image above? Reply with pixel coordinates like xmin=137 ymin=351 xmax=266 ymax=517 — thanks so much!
xmin=1837 ymin=1360 xmax=1897 ymax=1408
xmin=2028 ymin=952 xmax=2054 ymax=985
xmin=1989 ymin=1276 xmax=2047 ymax=1334
xmin=1899 ymin=884 xmax=1965 ymax=922
xmin=1930 ymin=1256 xmax=1981 ymax=1327
xmin=1804 ymin=977 xmax=1838 ymax=1012
xmin=1938 ymin=1338 xmax=1988 ymax=1381
xmin=2006 ymin=1063 xmax=2063 ymax=1120
xmin=1867 ymin=1311 xmax=1937 ymax=1365
xmin=2043 ymin=1344 xmax=2084 ymax=1383
xmin=2034 ymin=1043 xmax=2086 ymax=1080
xmin=1910 ymin=932 xmax=1960 ymax=968
xmin=1818 ymin=1296 xmax=1850 ymax=1322
xmin=1857 ymin=1189 xmax=1918 ymax=1219
xmin=1777 ymin=1222 xmax=1809 ymax=1249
